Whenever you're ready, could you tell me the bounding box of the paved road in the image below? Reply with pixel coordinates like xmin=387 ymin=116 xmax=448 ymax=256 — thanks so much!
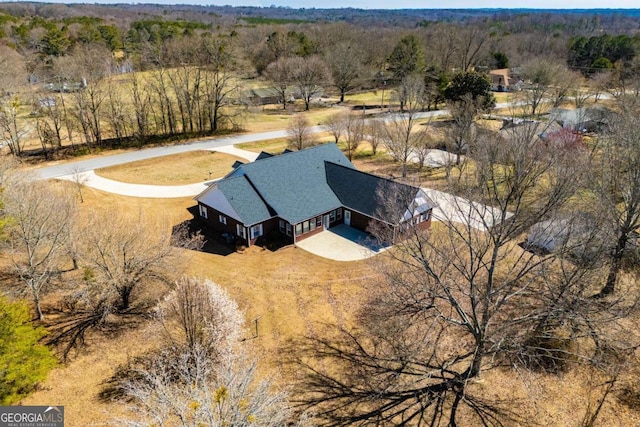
xmin=33 ymin=108 xmax=454 ymax=180
xmin=33 ymin=128 xmax=297 ymax=180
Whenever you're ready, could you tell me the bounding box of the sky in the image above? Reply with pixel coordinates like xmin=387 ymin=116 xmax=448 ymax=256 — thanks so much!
xmin=3 ymin=0 xmax=639 ymax=9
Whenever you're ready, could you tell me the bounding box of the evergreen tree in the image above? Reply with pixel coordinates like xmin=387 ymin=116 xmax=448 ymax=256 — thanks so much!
xmin=0 ymin=296 xmax=56 ymax=404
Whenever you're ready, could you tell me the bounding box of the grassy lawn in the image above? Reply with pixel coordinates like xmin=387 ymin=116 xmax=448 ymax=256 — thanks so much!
xmin=243 ymin=105 xmax=351 ymax=133
xmin=238 ymin=137 xmax=291 ymax=153
xmin=238 ymin=132 xmax=334 ymax=154
xmin=94 ymin=151 xmax=244 ymax=184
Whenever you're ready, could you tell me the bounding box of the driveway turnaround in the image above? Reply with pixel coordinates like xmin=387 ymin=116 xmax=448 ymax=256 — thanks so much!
xmin=54 ymin=145 xmax=258 ymax=198
xmin=295 ymin=224 xmax=389 ymax=261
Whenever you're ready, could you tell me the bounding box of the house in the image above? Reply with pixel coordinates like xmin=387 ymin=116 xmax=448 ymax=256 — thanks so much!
xmin=194 ymin=144 xmax=435 ymax=247
xmin=489 ymin=68 xmax=523 ymax=92
xmin=549 ymin=107 xmax=612 ymax=133
xmin=244 ymin=87 xmax=283 ymax=106
xmin=526 ymin=213 xmax=615 ymax=263
xmin=498 ymin=119 xmax=563 ymax=143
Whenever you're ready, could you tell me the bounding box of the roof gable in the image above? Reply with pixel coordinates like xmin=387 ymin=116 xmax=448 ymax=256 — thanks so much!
xmin=214 ymin=176 xmax=273 ymax=226
xmin=326 ymin=162 xmax=433 ymax=223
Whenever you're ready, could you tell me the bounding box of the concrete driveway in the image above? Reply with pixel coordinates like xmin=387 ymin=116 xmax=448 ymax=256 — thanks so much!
xmin=423 ymin=188 xmax=513 ymax=231
xmin=295 ymin=224 xmax=389 ymax=261
xmin=54 ymin=146 xmax=257 ymax=198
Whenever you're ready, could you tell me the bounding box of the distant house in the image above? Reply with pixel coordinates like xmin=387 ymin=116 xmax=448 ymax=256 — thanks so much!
xmin=195 ymin=144 xmax=435 ymax=247
xmin=549 ymin=107 xmax=612 ymax=133
xmin=489 ymin=68 xmax=523 ymax=92
xmin=526 ymin=213 xmax=620 ymax=263
xmin=499 ymin=119 xmax=563 ymax=143
xmin=245 ymin=87 xmax=283 ymax=106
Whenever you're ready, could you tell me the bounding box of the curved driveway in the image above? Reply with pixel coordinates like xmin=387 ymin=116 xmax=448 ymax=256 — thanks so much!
xmin=54 ymin=145 xmax=259 ymax=198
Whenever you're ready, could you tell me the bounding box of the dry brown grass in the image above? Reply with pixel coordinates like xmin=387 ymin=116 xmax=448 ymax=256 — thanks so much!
xmin=17 ymin=174 xmax=640 ymax=427
xmin=20 ymin=184 xmax=374 ymax=426
xmin=242 ymin=105 xmax=351 ymax=133
xmin=94 ymin=151 xmax=243 ymax=185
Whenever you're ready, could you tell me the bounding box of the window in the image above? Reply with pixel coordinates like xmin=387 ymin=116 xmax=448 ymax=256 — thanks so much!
xmin=250 ymin=224 xmax=263 ymax=239
xmin=218 ymin=214 xmax=227 ymax=224
xmin=310 ymin=219 xmax=316 ymax=231
xmin=420 ymin=211 xmax=430 ymax=222
xmin=336 ymin=208 xmax=342 ymax=220
xmin=295 ymin=223 xmax=302 ymax=236
xmin=236 ymin=224 xmax=246 ymax=239
xmin=286 ymin=224 xmax=292 ymax=236
xmin=329 ymin=210 xmax=336 ymax=222
xmin=303 ymin=221 xmax=309 ymax=233
xmin=316 ymin=216 xmax=322 ymax=227
xmin=199 ymin=204 xmax=208 ymax=219
xmin=279 ymin=220 xmax=285 ymax=233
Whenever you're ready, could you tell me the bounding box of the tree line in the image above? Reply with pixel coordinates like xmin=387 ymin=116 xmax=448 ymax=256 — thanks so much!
xmin=0 ymin=4 xmax=639 ymax=159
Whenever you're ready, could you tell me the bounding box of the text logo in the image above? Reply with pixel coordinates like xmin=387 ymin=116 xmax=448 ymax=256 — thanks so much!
xmin=0 ymin=406 xmax=64 ymax=427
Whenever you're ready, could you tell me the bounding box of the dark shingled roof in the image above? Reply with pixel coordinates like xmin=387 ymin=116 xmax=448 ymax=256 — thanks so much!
xmin=255 ymin=151 xmax=274 ymax=161
xmin=325 ymin=161 xmax=419 ymax=223
xmin=202 ymin=143 xmax=432 ymax=227
xmin=227 ymin=144 xmax=354 ymax=224
xmin=216 ymin=176 xmax=273 ymax=226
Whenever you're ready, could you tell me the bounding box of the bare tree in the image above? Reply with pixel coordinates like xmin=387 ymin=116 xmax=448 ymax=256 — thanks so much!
xmin=290 ymin=56 xmax=330 ymax=111
xmin=324 ymin=111 xmax=345 ymax=145
xmin=69 ymin=165 xmax=89 ymax=203
xmin=593 ymin=109 xmax=640 ymax=296
xmin=521 ymin=58 xmax=567 ymax=117
xmin=550 ymin=66 xmax=578 ymax=108
xmin=264 ymin=57 xmax=294 ymax=111
xmin=106 ymin=87 xmax=130 ymax=141
xmin=293 ymin=120 xmax=634 ymax=425
xmin=380 ymin=74 xmax=430 ymax=177
xmin=457 ymin=25 xmax=488 ymax=72
xmin=200 ymin=35 xmax=241 ymax=133
xmin=326 ymin=42 xmax=363 ymax=103
xmin=79 ymin=211 xmax=203 ymax=315
xmin=342 ymin=111 xmax=365 ymax=161
xmin=0 ymin=96 xmax=30 ymax=158
xmin=3 ymin=176 xmax=76 ymax=320
xmin=35 ymin=93 xmax=69 ymax=156
xmin=446 ymin=94 xmax=480 ymax=167
xmin=286 ymin=114 xmax=314 ymax=151
xmin=157 ymin=277 xmax=244 ymax=363
xmin=128 ymin=73 xmax=153 ymax=141
xmin=364 ymin=120 xmax=385 ymax=156
xmin=56 ymin=43 xmax=113 ymax=147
